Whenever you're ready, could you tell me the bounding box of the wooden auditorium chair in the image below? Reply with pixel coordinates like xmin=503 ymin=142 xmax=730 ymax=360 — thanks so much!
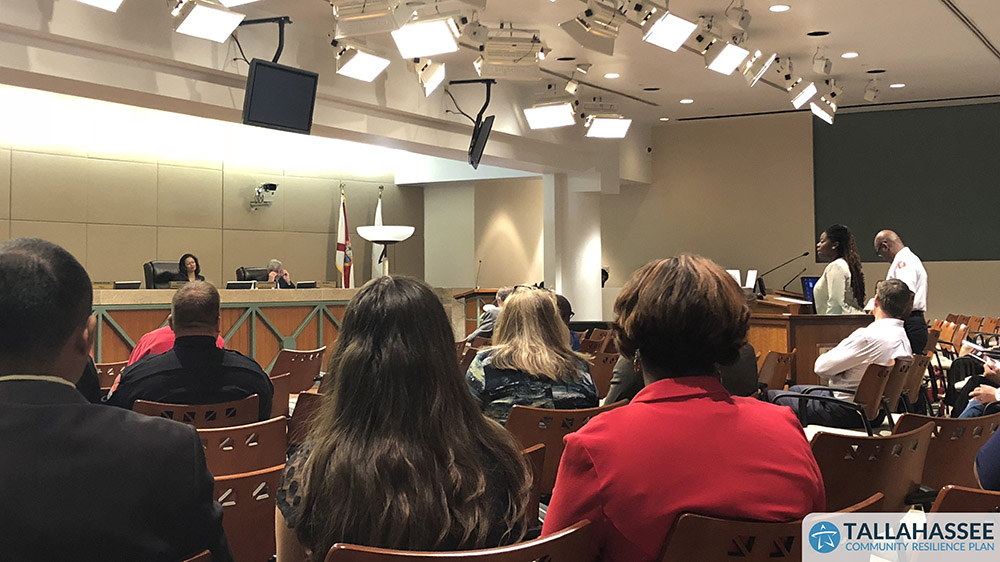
xmin=757 ymin=349 xmax=796 ymax=394
xmin=892 ymin=412 xmax=1000 ymax=490
xmin=269 ymin=372 xmax=291 ymax=418
xmin=783 ymin=363 xmax=890 ymax=438
xmin=198 ymin=416 xmax=287 ymax=477
xmin=132 ymin=395 xmax=260 ymax=429
xmin=214 ymin=465 xmax=284 ymax=562
xmin=521 ymin=444 xmax=545 ymax=528
xmin=269 ymin=347 xmax=327 ymax=393
xmin=878 ymin=356 xmax=914 ymax=429
xmin=180 ymin=550 xmax=211 ymax=562
xmin=288 ymin=390 xmax=324 ymax=450
xmin=588 ymin=352 xmax=619 ymax=400
xmin=929 ymin=485 xmax=1000 ymax=513
xmin=95 ymin=360 xmax=128 ymax=391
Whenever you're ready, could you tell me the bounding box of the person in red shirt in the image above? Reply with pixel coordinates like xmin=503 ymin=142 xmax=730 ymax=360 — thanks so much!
xmin=541 ymin=255 xmax=826 ymax=562
xmin=108 ymin=324 xmax=226 ymax=393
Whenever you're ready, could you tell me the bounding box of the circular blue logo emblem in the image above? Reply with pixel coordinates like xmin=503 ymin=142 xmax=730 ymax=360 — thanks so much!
xmin=808 ymin=521 xmax=841 ymax=553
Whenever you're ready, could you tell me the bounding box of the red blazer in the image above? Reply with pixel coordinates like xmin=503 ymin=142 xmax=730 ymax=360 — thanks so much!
xmin=541 ymin=376 xmax=825 ymax=562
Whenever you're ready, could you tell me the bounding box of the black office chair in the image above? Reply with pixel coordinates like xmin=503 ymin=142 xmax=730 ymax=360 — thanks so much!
xmin=236 ymin=267 xmax=270 ymax=282
xmin=143 ymin=261 xmax=178 ymax=289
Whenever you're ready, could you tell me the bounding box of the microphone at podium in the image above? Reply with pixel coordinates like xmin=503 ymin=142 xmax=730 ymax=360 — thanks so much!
xmin=755 ymin=251 xmax=810 ymax=298
xmin=782 ymin=267 xmax=808 ymax=292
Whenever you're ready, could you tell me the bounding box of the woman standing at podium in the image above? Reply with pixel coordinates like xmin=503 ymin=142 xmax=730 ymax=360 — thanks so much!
xmin=814 ymin=224 xmax=865 ymax=315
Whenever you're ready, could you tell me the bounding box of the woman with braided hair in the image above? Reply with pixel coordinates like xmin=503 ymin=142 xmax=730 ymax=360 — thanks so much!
xmin=814 ymin=224 xmax=866 ymax=315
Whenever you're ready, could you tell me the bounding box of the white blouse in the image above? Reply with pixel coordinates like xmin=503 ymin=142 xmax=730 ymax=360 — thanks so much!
xmin=814 ymin=258 xmax=863 ymax=315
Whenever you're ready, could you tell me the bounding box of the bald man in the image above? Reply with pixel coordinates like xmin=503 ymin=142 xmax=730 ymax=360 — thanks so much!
xmin=874 ymin=230 xmax=928 ymax=353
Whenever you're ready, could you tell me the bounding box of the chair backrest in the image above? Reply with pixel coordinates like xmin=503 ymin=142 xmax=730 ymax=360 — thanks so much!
xmin=951 ymin=324 xmax=969 ymax=349
xmin=270 ymin=347 xmax=326 ymax=393
xmin=133 ymin=395 xmax=260 ymax=429
xmin=504 ymin=401 xmax=626 ymax=495
xmin=459 ymin=348 xmax=478 ymax=374
xmin=937 ymin=322 xmax=957 ymax=348
xmin=214 ymin=465 xmax=284 ymax=562
xmin=968 ymin=316 xmax=985 ymax=333
xmin=811 ymin=422 xmax=934 ymax=511
xmin=659 ymin=493 xmax=884 ymax=562
xmin=324 ymin=521 xmax=592 ymax=562
xmin=892 ymin=412 xmax=1000 ymax=489
xmin=198 ymin=416 xmax=287 ymax=477
xmin=288 ymin=390 xmax=325 ymax=449
xmin=573 ymin=330 xmax=587 ymax=342
xmin=983 ymin=317 xmax=1000 ymax=335
xmin=588 ymin=352 xmax=618 ymax=399
xmin=945 ymin=314 xmax=958 ymax=323
xmin=236 ymin=266 xmax=270 ymax=282
xmin=469 ymin=336 xmax=492 ymax=349
xmin=579 ymin=339 xmax=603 ymax=354
xmin=143 ymin=260 xmax=177 ymax=289
xmin=588 ymin=328 xmax=610 ymax=341
xmin=849 ymin=363 xmax=892 ymax=421
xmin=881 ymin=357 xmax=914 ymax=414
xmin=522 ymin=444 xmax=545 ymax=528
xmin=930 ymin=318 xmax=943 ymax=331
xmin=757 ymin=349 xmax=796 ymax=392
xmin=924 ymin=329 xmax=941 ymax=354
xmin=930 ymin=485 xmax=1000 ymax=513
xmin=95 ymin=360 xmax=128 ymax=390
xmin=956 ymin=315 xmax=971 ymax=327
xmin=270 ymin=372 xmax=291 ymax=418
xmin=179 ymin=550 xmax=211 ymax=562
xmin=904 ymin=354 xmax=932 ymax=405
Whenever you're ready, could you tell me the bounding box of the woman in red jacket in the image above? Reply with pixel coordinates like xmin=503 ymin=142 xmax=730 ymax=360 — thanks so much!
xmin=542 ymin=255 xmax=826 ymax=562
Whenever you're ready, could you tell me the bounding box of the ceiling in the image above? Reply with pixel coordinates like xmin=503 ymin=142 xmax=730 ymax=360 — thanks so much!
xmin=252 ymin=0 xmax=1000 ymax=126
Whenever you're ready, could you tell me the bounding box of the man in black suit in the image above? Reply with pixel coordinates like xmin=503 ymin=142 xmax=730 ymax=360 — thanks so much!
xmin=0 ymin=238 xmax=232 ymax=562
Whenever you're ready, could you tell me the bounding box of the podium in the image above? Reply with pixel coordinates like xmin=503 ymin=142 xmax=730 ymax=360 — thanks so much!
xmin=748 ymin=314 xmax=873 ymax=386
xmin=453 ymin=289 xmax=498 ymax=337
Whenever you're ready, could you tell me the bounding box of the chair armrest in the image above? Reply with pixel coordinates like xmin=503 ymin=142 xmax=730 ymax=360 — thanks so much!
xmin=772 ymin=392 xmax=871 ymax=436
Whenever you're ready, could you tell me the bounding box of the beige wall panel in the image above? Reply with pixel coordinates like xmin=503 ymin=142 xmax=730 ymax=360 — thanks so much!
xmin=282 ymin=231 xmax=334 ymax=283
xmin=381 ymin=184 xmax=424 ymax=280
xmin=0 ymin=149 xmax=9 ymax=219
xmin=223 ymin=230 xmax=331 ymax=284
xmin=158 ymin=165 xmax=223 ymax=229
xmin=9 ymin=220 xmax=87 ymax=264
xmin=281 ymin=175 xmax=340 ymax=233
xmin=424 ymin=184 xmax=475 ymax=287
xmin=10 ymin=151 xmax=89 ymax=222
xmin=87 ymin=159 xmax=158 ymax=226
xmin=157 ymin=227 xmax=224 ymax=286
xmin=474 ymin=178 xmax=544 ymax=287
xmin=223 ymin=169 xmax=285 ymax=231
xmin=0 ymin=220 xmax=9 ymax=242
xmin=86 ymin=224 xmax=157 ymax=283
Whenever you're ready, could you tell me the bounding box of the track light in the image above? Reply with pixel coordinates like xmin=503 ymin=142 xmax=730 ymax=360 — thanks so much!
xmin=812 ymin=49 xmax=832 ymax=75
xmin=703 ymin=39 xmax=749 ymax=75
xmin=74 ymin=0 xmax=125 ymax=12
xmin=864 ymin=79 xmax=879 ymax=102
xmin=643 ymin=12 xmax=698 ymax=52
xmin=334 ymin=44 xmax=391 ymax=82
xmin=585 ymin=115 xmax=632 ymax=138
xmin=559 ymin=0 xmax=623 ymax=56
xmin=810 ymin=96 xmax=836 ymax=124
xmin=172 ymin=0 xmax=246 ymax=43
xmin=741 ymin=49 xmax=776 ymax=87
xmin=565 ymin=79 xmax=580 ymax=95
xmin=524 ymin=100 xmax=577 ymax=130
xmin=331 ymin=1 xmax=414 ymax=38
xmin=772 ymin=56 xmax=796 ymax=89
xmin=725 ymin=1 xmax=751 ymax=30
xmin=415 ymin=59 xmax=446 ymax=95
xmin=391 ymin=16 xmax=462 ymax=58
xmin=788 ymin=79 xmax=817 ymax=109
xmin=473 ymin=34 xmax=549 ymax=80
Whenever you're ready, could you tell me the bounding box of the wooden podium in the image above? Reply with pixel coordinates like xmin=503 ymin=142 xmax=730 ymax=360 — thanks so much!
xmin=453 ymin=289 xmax=498 ymax=337
xmin=748 ymin=314 xmax=873 ymax=386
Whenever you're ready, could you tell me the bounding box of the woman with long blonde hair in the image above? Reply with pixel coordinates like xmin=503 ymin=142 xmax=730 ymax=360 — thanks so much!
xmin=466 ymin=287 xmax=597 ymax=424
xmin=275 ymin=276 xmax=532 ymax=561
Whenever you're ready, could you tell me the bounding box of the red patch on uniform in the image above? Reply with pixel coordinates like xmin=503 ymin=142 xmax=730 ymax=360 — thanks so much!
xmin=898 ymin=262 xmax=906 ymax=268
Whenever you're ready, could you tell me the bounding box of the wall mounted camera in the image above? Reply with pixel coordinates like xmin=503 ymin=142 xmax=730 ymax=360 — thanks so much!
xmin=250 ymin=183 xmax=278 ymax=210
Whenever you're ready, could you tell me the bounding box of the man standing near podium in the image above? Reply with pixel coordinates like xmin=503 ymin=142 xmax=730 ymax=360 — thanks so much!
xmin=874 ymin=230 xmax=929 ymax=353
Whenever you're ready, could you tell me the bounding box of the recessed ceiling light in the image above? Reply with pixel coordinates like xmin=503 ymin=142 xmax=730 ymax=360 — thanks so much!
xmin=807 ymin=30 xmax=830 ymax=37
xmin=866 ymin=69 xmax=886 ymax=74
xmin=890 ymin=83 xmax=906 ymax=88
xmin=841 ymin=52 xmax=859 ymax=59
xmin=769 ymin=4 xmax=790 ymax=12
xmin=604 ymin=72 xmax=620 ymax=79
xmin=659 ymin=117 xmax=670 ymax=121
xmin=680 ymin=98 xmax=694 ymax=104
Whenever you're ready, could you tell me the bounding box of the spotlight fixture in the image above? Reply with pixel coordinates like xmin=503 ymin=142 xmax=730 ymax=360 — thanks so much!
xmin=172 ymin=0 xmax=246 ymax=43
xmin=565 ymin=79 xmax=580 ymax=94
xmin=788 ymin=79 xmax=817 ymax=109
xmin=864 ymin=79 xmax=879 ymax=102
xmin=810 ymin=97 xmax=836 ymax=125
xmin=559 ymin=0 xmax=624 ymax=56
xmin=741 ymin=49 xmax=776 ymax=86
xmin=772 ymin=56 xmax=796 ymax=89
xmin=818 ymin=79 xmax=842 ymax=105
xmin=331 ymin=0 xmax=414 ymax=38
xmin=702 ymin=36 xmax=749 ymax=75
xmin=391 ymin=16 xmax=462 ymax=58
xmin=415 ymin=59 xmax=446 ymax=95
xmin=334 ymin=43 xmax=391 ymax=82
xmin=575 ymin=63 xmax=592 ymax=74
xmin=643 ymin=12 xmax=698 ymax=52
xmin=74 ymin=0 xmax=125 ymax=11
xmin=523 ymin=100 xmax=577 ymax=129
xmin=473 ymin=33 xmax=549 ymax=80
xmin=585 ymin=114 xmax=632 ymax=138
xmin=725 ymin=1 xmax=751 ymax=31
xmin=812 ymin=50 xmax=832 ymax=75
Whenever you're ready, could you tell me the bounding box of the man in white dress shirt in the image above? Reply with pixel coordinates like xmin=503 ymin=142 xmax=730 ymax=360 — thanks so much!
xmin=767 ymin=279 xmax=913 ymax=429
xmin=874 ymin=230 xmax=929 ymax=353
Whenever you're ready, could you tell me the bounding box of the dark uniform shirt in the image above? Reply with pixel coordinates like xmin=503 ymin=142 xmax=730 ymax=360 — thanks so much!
xmin=106 ymin=335 xmax=273 ymax=420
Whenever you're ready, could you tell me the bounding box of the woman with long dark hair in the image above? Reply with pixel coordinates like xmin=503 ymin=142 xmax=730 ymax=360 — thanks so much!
xmin=176 ymin=253 xmax=204 ymax=283
xmin=275 ymin=276 xmax=532 ymax=562
xmin=814 ymin=224 xmax=865 ymax=314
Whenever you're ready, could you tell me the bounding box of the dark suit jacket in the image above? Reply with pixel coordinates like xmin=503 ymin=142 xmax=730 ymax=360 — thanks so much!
xmin=0 ymin=377 xmax=233 ymax=562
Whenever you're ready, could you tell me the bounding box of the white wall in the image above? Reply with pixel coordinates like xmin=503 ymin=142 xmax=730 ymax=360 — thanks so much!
xmin=424 ymin=184 xmax=476 ymax=287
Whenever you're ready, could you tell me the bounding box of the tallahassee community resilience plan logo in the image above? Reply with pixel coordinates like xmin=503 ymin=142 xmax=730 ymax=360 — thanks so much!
xmin=803 ymin=513 xmax=1000 ymax=561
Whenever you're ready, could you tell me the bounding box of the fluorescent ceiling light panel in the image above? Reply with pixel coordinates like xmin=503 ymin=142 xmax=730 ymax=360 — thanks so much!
xmin=705 ymin=41 xmax=750 ymax=75
xmin=586 ymin=116 xmax=632 ymax=138
xmin=742 ymin=49 xmax=776 ymax=87
xmin=337 ymin=49 xmax=391 ymax=82
xmin=333 ymin=1 xmax=414 ymax=38
xmin=391 ymin=18 xmax=460 ymax=58
xmin=524 ymin=102 xmax=577 ymax=129
xmin=559 ymin=2 xmax=622 ymax=56
xmin=810 ymin=101 xmax=834 ymax=125
xmin=418 ymin=62 xmax=446 ymax=95
xmin=174 ymin=1 xmax=246 ymax=43
xmin=790 ymin=81 xmax=817 ymax=109
xmin=642 ymin=13 xmax=697 ymax=52
xmin=74 ymin=0 xmax=125 ymax=11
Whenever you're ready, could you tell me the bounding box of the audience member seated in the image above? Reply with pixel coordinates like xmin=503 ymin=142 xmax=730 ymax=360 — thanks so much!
xmin=466 ymin=287 xmax=597 ymax=424
xmin=275 ymin=276 xmax=532 ymax=562
xmin=555 ymin=293 xmax=581 ymax=351
xmin=175 ymin=253 xmax=206 ymax=283
xmin=956 ymin=361 xmax=1000 ymax=418
xmin=268 ymin=258 xmax=295 ymax=288
xmin=949 ymin=353 xmax=1000 ymax=416
xmin=106 ymin=281 xmax=273 ymax=420
xmin=977 ymin=424 xmax=1000 ymax=491
xmin=0 ymin=238 xmax=232 ymax=561
xmin=127 ymin=325 xmax=226 ymax=366
xmin=766 ymin=279 xmax=913 ymax=429
xmin=465 ymin=286 xmax=513 ymax=342
xmin=541 ymin=255 xmax=825 ymax=562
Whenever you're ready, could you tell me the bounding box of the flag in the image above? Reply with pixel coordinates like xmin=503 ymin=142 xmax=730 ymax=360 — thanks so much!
xmin=371 ymin=194 xmax=385 ymax=280
xmin=336 ymin=193 xmax=355 ymax=288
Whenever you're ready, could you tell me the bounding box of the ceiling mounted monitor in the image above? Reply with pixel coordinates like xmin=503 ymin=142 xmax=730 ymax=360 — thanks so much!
xmin=242 ymin=59 xmax=319 ymax=135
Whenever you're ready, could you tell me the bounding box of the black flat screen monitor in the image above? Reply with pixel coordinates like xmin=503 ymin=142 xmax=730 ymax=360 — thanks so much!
xmin=295 ymin=281 xmax=317 ymax=289
xmin=113 ymin=281 xmax=142 ymax=290
xmin=800 ymin=276 xmax=820 ymax=303
xmin=242 ymin=59 xmax=319 ymax=135
xmin=468 ymin=115 xmax=495 ymax=170
xmin=226 ymin=281 xmax=256 ymax=290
